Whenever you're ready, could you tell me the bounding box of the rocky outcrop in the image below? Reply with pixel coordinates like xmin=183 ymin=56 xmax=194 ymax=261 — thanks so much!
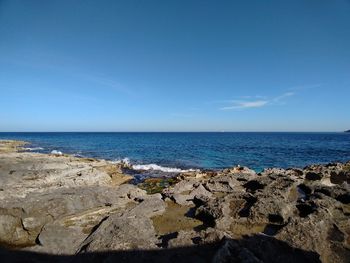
xmin=78 ymin=193 xmax=166 ymax=252
xmin=0 ymin=140 xmax=349 ymax=262
xmin=161 ymin=162 xmax=350 ymax=263
xmin=0 ymin=140 xmax=27 ymax=153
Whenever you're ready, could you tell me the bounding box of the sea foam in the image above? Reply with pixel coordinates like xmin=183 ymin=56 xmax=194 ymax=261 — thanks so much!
xmin=23 ymin=147 xmax=44 ymax=151
xmin=51 ymin=150 xmax=63 ymax=155
xmin=112 ymin=157 xmax=196 ymax=173
xmin=132 ymin=163 xmax=196 ymax=173
xmin=111 ymin=158 xmax=131 ymax=166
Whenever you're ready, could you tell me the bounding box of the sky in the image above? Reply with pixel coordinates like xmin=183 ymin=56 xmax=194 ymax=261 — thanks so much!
xmin=0 ymin=0 xmax=349 ymax=132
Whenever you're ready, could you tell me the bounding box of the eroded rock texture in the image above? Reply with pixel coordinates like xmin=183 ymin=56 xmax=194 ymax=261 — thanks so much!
xmin=0 ymin=141 xmax=349 ymax=262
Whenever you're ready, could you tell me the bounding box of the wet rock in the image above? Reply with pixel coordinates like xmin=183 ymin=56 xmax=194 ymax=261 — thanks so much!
xmin=152 ymin=201 xmax=203 ymax=238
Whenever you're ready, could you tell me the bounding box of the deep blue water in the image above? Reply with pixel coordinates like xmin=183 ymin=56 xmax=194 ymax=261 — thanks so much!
xmin=1 ymin=132 xmax=350 ymax=172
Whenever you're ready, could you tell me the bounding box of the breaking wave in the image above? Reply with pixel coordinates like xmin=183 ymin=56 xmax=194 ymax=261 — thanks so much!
xmin=111 ymin=158 xmax=131 ymax=166
xmin=51 ymin=150 xmax=63 ymax=155
xmin=23 ymin=147 xmax=44 ymax=151
xmin=132 ymin=163 xmax=196 ymax=173
xmin=112 ymin=158 xmax=196 ymax=173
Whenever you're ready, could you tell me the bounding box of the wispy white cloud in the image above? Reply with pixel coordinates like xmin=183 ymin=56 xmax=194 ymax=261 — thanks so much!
xmin=220 ymin=100 xmax=269 ymax=110
xmin=271 ymin=92 xmax=294 ymax=104
xmin=220 ymin=92 xmax=295 ymax=110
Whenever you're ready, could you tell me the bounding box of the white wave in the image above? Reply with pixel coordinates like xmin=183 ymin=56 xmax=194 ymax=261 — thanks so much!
xmin=132 ymin=163 xmax=196 ymax=173
xmin=51 ymin=150 xmax=63 ymax=155
xmin=110 ymin=157 xmax=197 ymax=173
xmin=23 ymin=147 xmax=44 ymax=151
xmin=111 ymin=158 xmax=131 ymax=166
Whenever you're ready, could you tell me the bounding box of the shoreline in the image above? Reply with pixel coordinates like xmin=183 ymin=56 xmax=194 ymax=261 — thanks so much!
xmin=1 ymin=138 xmax=348 ymax=177
xmin=0 ymin=140 xmax=349 ymax=262
xmin=1 ymin=132 xmax=349 ymax=174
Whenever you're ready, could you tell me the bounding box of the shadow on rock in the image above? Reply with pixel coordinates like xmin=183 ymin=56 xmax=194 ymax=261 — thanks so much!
xmin=0 ymin=235 xmax=321 ymax=263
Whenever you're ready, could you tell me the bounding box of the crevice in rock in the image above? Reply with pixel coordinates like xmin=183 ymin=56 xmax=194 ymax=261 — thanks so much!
xmin=268 ymin=214 xmax=284 ymax=224
xmin=298 ymin=184 xmax=312 ymax=195
xmin=191 ymin=236 xmax=202 ymax=244
xmin=243 ymin=180 xmax=265 ymax=193
xmin=88 ymin=216 xmax=109 ymax=236
xmin=193 ymin=196 xmax=207 ymax=207
xmin=236 ymin=178 xmax=248 ymax=182
xmin=296 ymin=203 xmax=316 ymax=217
xmin=195 ymin=210 xmax=216 ymax=228
xmin=156 ymin=232 xmax=178 ymax=248
xmin=335 ymin=193 xmax=350 ymax=204
xmin=263 ymin=224 xmax=286 ymax=236
xmin=328 ymin=224 xmax=345 ymax=242
xmin=76 ymin=215 xmax=110 ymax=254
xmin=77 ymin=241 xmax=91 ymax=254
xmin=20 ymin=218 xmax=29 ymax=232
xmin=314 ymin=188 xmax=331 ymax=197
xmin=238 ymin=196 xmax=257 ymax=217
xmin=34 ymin=224 xmax=46 ymax=246
xmin=305 ymin=172 xmax=322 ymax=181
xmin=35 ymin=234 xmax=42 ymax=246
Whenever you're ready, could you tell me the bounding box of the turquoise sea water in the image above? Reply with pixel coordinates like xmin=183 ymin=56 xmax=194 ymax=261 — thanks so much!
xmin=0 ymin=132 xmax=349 ymax=172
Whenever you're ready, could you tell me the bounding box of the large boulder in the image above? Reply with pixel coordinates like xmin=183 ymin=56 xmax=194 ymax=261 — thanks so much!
xmin=77 ymin=194 xmax=166 ymax=252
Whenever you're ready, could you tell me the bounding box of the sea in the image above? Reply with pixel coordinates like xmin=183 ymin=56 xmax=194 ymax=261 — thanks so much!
xmin=1 ymin=132 xmax=350 ymax=176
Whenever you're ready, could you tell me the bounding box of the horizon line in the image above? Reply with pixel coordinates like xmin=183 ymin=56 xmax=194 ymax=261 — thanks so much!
xmin=0 ymin=131 xmax=347 ymax=133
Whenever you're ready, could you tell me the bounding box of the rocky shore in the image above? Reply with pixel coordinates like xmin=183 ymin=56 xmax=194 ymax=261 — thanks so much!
xmin=0 ymin=140 xmax=349 ymax=262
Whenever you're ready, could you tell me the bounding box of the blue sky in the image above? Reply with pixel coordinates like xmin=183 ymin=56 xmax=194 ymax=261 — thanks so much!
xmin=0 ymin=0 xmax=349 ymax=131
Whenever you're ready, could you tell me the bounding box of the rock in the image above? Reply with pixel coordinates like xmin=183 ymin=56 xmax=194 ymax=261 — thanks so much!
xmin=330 ymin=171 xmax=350 ymax=185
xmin=170 ymin=184 xmax=213 ymax=206
xmin=78 ymin=213 xmax=159 ymax=251
xmin=305 ymin=172 xmax=323 ymax=181
xmin=204 ymin=175 xmax=242 ymax=193
xmin=79 ymin=201 xmax=165 ymax=252
xmin=172 ymin=193 xmax=193 ymax=206
xmin=275 ymin=193 xmax=350 ymax=263
xmin=36 ymin=224 xmax=87 ymax=254
xmin=0 ymin=214 xmax=30 ymax=247
xmin=0 ymin=140 xmax=27 ymax=153
xmin=167 ymin=230 xmax=197 ymax=248
xmin=132 ymin=193 xmax=166 ymax=217
xmin=223 ymin=165 xmax=256 ymax=176
xmin=0 ymin=141 xmax=349 ymax=262
xmin=213 ymin=235 xmax=322 ymax=263
xmin=77 ymin=194 xmax=166 ymax=252
xmin=151 ymin=201 xmax=203 ymax=239
xmin=138 ymin=177 xmax=180 ymax=194
xmin=116 ymin=183 xmax=147 ymax=200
